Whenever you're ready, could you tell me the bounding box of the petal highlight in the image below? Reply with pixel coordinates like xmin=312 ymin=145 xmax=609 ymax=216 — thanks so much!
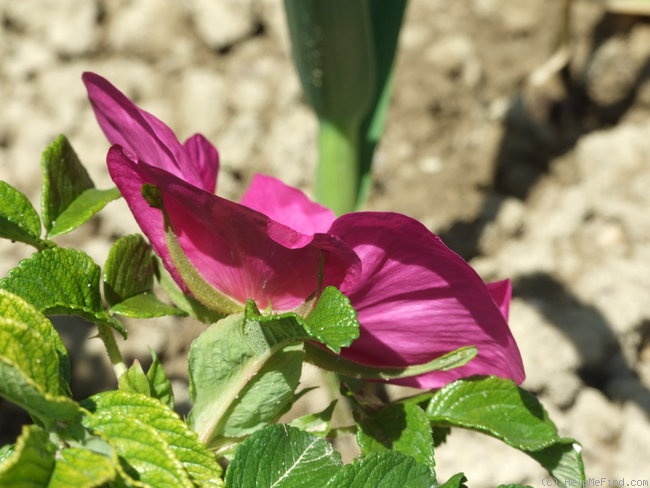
xmin=330 ymin=212 xmax=525 ymax=388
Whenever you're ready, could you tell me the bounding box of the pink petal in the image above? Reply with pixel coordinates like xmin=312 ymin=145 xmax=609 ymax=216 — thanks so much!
xmin=183 ymin=134 xmax=219 ymax=194
xmin=108 ymin=146 xmax=359 ymax=311
xmin=83 ymin=72 xmax=216 ymax=192
xmin=240 ymin=174 xmax=336 ymax=236
xmin=486 ymin=279 xmax=512 ymax=320
xmin=330 ymin=212 xmax=525 ymax=388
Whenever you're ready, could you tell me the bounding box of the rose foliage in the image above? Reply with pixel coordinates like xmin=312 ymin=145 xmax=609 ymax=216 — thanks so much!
xmin=0 ymin=72 xmax=584 ymax=488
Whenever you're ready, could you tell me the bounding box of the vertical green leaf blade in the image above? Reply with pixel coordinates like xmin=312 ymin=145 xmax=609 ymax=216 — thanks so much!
xmin=41 ymin=134 xmax=95 ymax=235
xmin=225 ymin=424 xmax=342 ymax=488
xmin=0 ymin=181 xmax=49 ymax=249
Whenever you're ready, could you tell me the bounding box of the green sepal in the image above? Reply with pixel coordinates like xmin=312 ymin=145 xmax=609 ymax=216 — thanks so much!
xmin=0 ymin=247 xmax=126 ymax=337
xmin=304 ymin=343 xmax=477 ymax=381
xmin=325 ymin=451 xmax=436 ymax=488
xmin=188 ymin=311 xmax=306 ymax=446
xmin=426 ymin=376 xmax=584 ymax=487
xmin=0 ymin=180 xmax=53 ymax=249
xmin=0 ymin=425 xmax=56 ymax=486
xmin=303 ymin=286 xmax=359 ymax=353
xmin=0 ymin=289 xmax=71 ymax=394
xmin=225 ymin=424 xmax=342 ymax=488
xmin=356 ymin=402 xmax=435 ymax=474
xmin=82 ymin=390 xmax=223 ymax=488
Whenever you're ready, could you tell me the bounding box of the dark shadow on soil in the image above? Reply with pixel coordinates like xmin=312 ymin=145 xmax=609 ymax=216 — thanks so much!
xmin=439 ymin=11 xmax=650 ymax=260
xmin=514 ymin=272 xmax=650 ymax=416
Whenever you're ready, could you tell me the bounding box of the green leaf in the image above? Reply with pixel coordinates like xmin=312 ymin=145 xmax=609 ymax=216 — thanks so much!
xmin=118 ymin=360 xmax=152 ymax=397
xmin=103 ymin=234 xmax=156 ymax=305
xmin=188 ymin=311 xmax=306 ymax=446
xmin=40 ymin=134 xmax=94 ymax=235
xmin=49 ymin=447 xmax=116 ymax=488
xmin=0 ymin=356 xmax=80 ymax=426
xmin=303 ymin=286 xmax=359 ymax=352
xmin=426 ymin=376 xmax=584 ymax=486
xmin=356 ymin=403 xmax=435 ymax=473
xmin=158 ymin=266 xmax=226 ymax=323
xmin=225 ymin=424 xmax=342 ymax=488
xmin=0 ymin=247 xmax=126 ymax=337
xmin=110 ymin=292 xmax=187 ymax=318
xmin=326 ymin=451 xmax=436 ymax=488
xmin=304 ymin=342 xmax=477 ymax=381
xmin=83 ymin=390 xmax=223 ymax=487
xmin=427 ymin=377 xmax=564 ymax=451
xmin=147 ymin=349 xmax=174 ymax=410
xmin=438 ymin=473 xmax=468 ymax=488
xmin=49 ymin=187 xmax=120 ymax=237
xmin=0 ymin=425 xmax=56 ymax=486
xmin=525 ymin=441 xmax=585 ymax=488
xmin=0 ymin=180 xmax=52 ymax=249
xmin=289 ymin=400 xmax=337 ymax=436
xmin=0 ymin=289 xmax=71 ymax=393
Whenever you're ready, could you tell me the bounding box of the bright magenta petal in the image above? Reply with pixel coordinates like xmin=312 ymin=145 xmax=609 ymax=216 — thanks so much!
xmin=240 ymin=174 xmax=335 ymax=236
xmin=108 ymin=146 xmax=359 ymax=311
xmin=183 ymin=134 xmax=218 ymax=194
xmin=330 ymin=212 xmax=525 ymax=388
xmin=83 ymin=72 xmax=216 ymax=192
xmin=486 ymin=279 xmax=512 ymax=320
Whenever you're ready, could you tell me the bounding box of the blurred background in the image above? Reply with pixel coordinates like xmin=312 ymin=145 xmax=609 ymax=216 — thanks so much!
xmin=1 ymin=0 xmax=649 ymax=485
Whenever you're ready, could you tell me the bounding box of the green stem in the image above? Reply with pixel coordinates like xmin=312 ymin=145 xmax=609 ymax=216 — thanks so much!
xmin=96 ymin=322 xmax=127 ymax=380
xmin=316 ymin=119 xmax=361 ymax=216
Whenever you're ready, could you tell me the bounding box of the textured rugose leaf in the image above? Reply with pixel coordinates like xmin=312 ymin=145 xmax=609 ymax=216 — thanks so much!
xmin=0 ymin=289 xmax=71 ymax=392
xmin=0 ymin=180 xmax=49 ymax=249
xmin=49 ymin=187 xmax=120 ymax=237
xmin=83 ymin=414 xmax=193 ymax=488
xmin=0 ymin=247 xmax=126 ymax=337
xmin=0 ymin=425 xmax=56 ymax=485
xmin=426 ymin=376 xmax=584 ymax=485
xmin=303 ymin=285 xmax=359 ymax=353
xmin=225 ymin=424 xmax=342 ymax=488
xmin=188 ymin=311 xmax=306 ymax=445
xmin=426 ymin=376 xmax=564 ymax=451
xmin=0 ymin=356 xmax=80 ymax=426
xmin=49 ymin=447 xmax=115 ymax=488
xmin=104 ymin=234 xmax=155 ymax=305
xmin=356 ymin=403 xmax=434 ymax=472
xmin=83 ymin=390 xmax=223 ymax=487
xmin=40 ymin=134 xmax=94 ymax=235
xmin=325 ymin=451 xmax=436 ymax=488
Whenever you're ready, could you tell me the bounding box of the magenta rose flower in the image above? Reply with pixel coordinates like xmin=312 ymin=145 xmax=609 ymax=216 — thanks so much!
xmin=83 ymin=72 xmax=525 ymax=388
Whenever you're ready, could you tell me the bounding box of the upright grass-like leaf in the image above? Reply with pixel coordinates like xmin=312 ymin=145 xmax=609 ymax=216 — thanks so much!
xmin=284 ymin=0 xmax=407 ymax=214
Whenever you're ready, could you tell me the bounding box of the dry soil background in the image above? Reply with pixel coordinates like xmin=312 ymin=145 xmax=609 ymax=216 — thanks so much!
xmin=1 ymin=0 xmax=650 ymax=486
